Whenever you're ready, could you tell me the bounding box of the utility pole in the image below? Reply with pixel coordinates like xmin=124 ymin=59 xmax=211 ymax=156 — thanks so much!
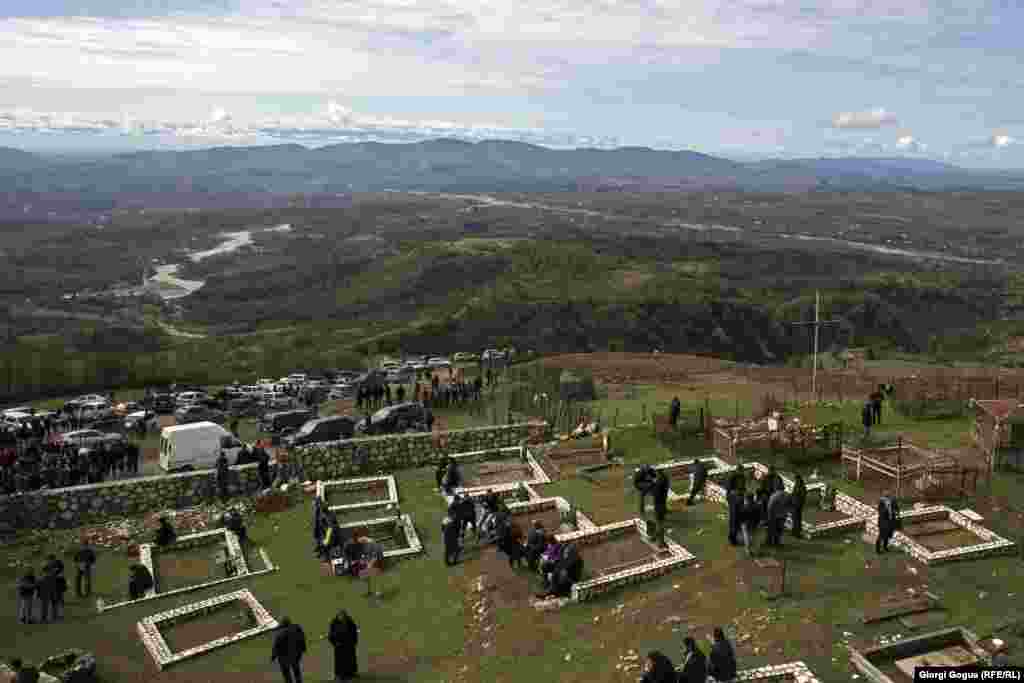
xmin=790 ymin=290 xmax=842 ymax=402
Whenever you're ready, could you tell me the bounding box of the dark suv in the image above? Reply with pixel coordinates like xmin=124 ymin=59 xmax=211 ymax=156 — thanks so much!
xmin=357 ymin=402 xmax=427 ymax=436
xmin=151 ymin=394 xmax=176 ymax=414
xmin=284 ymin=415 xmax=357 ymax=447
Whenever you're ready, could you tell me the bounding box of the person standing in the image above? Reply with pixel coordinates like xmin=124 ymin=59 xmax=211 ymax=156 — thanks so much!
xmin=687 ymin=458 xmax=707 ymax=506
xmin=74 ymin=543 xmax=96 ymax=598
xmin=707 ymin=627 xmax=738 ymax=682
xmin=216 ymin=451 xmax=230 ymax=502
xmin=652 ymin=469 xmax=670 ymax=547
xmin=669 ymin=397 xmax=681 ymax=428
xmin=790 ymin=474 xmax=807 ymax=539
xmin=271 ymin=617 xmax=307 ymax=683
xmin=328 ymin=610 xmax=359 ymax=682
xmin=258 ymin=449 xmax=272 ymax=489
xmin=871 ymin=386 xmax=884 ymax=426
xmin=766 ymin=488 xmax=791 ymax=548
xmin=862 ymin=401 xmax=873 ymax=439
xmin=740 ymin=492 xmax=761 ymax=558
xmin=640 ymin=650 xmax=677 ymax=683
xmin=36 ymin=569 xmax=57 ymax=623
xmin=17 ymin=571 xmax=37 ymax=624
xmin=442 ymin=515 xmax=462 ymax=566
xmin=726 ymin=483 xmax=743 ymax=546
xmin=10 ymin=659 xmax=40 ymax=683
xmin=679 ymin=637 xmax=708 ymax=683
xmin=876 ymin=494 xmax=901 ymax=554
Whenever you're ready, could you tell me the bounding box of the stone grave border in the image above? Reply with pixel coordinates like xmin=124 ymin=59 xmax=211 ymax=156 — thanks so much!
xmin=678 ymin=661 xmax=822 ymax=682
xmin=442 ymin=481 xmax=539 ymax=507
xmin=656 ymin=455 xmax=732 ymax=504
xmin=849 ymin=627 xmax=990 ymax=682
xmin=844 ymin=499 xmax=1017 ymax=565
xmin=101 ymin=528 xmax=279 ymax=613
xmin=137 ymin=589 xmax=278 ymax=671
xmin=445 ymin=445 xmax=551 ymax=494
xmin=329 ymin=513 xmax=424 ymax=574
xmin=554 ymin=518 xmax=696 ymax=602
xmin=317 ymin=475 xmax=399 ymax=514
xmin=478 ymin=496 xmax=597 ymax=543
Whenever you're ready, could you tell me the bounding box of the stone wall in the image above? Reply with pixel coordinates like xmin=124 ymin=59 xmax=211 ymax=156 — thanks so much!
xmin=294 ymin=423 xmax=545 ymax=481
xmin=0 ymin=463 xmax=265 ymax=530
xmin=0 ymin=423 xmax=546 ymax=530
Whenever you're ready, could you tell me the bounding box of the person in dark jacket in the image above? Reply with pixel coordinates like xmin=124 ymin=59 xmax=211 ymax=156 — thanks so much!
xmin=758 ymin=465 xmax=784 ymax=503
xmin=679 ymin=637 xmax=708 ymax=683
xmin=17 ymin=572 xmax=37 ymax=624
xmin=328 ymin=610 xmax=359 ymax=682
xmin=442 ymin=459 xmax=462 ymax=495
xmin=740 ymin=492 xmax=761 ymax=558
xmin=155 ymin=517 xmax=176 ymax=547
xmin=790 ymin=474 xmax=807 ymax=539
xmin=634 ymin=465 xmax=657 ymax=517
xmin=669 ymin=397 xmax=681 ymax=428
xmin=435 ymin=459 xmax=448 ymax=491
xmin=10 ymin=659 xmax=40 ymax=683
xmin=128 ymin=563 xmax=153 ymax=600
xmin=271 ymin=617 xmax=307 ymax=683
xmin=687 ymin=458 xmax=708 ymax=506
xmin=74 ymin=543 xmax=96 ymax=598
xmin=726 ymin=485 xmax=743 ymax=546
xmin=708 ymin=627 xmax=738 ymax=681
xmin=641 ymin=650 xmax=677 ymax=683
xmin=36 ymin=570 xmax=57 ymax=623
xmin=442 ymin=516 xmax=462 ymax=566
xmin=765 ymin=489 xmax=791 ymax=547
xmin=871 ymin=386 xmax=885 ymax=425
xmin=651 ymin=469 xmax=670 ymax=546
xmin=216 ymin=451 xmax=230 ymax=501
xmin=862 ymin=401 xmax=873 ymax=438
xmin=525 ymin=520 xmax=547 ymax=572
xmin=257 ymin=449 xmax=272 ymax=489
xmin=876 ymin=494 xmax=901 ymax=554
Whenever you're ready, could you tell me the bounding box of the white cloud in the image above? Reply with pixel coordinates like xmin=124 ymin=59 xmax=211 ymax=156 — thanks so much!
xmin=896 ymin=134 xmax=927 ymax=152
xmin=993 ymin=133 xmax=1014 ymax=148
xmin=831 ymin=108 xmax=898 ymax=129
xmin=209 ymin=106 xmax=230 ymax=124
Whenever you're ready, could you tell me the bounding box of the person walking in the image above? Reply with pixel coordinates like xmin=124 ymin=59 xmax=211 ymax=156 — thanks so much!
xmin=328 ymin=610 xmax=359 ymax=682
xmin=876 ymin=493 xmax=901 ymax=554
xmin=74 ymin=543 xmax=96 ymax=598
xmin=790 ymin=474 xmax=807 ymax=539
xmin=707 ymin=627 xmax=738 ymax=682
xmin=862 ymin=401 xmax=873 ymax=439
xmin=669 ymin=397 xmax=681 ymax=428
xmin=271 ymin=617 xmax=307 ymax=683
xmin=687 ymin=458 xmax=707 ymax=506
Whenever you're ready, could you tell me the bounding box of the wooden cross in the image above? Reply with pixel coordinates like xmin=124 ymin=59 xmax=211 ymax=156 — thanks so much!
xmin=790 ymin=291 xmax=842 ymax=402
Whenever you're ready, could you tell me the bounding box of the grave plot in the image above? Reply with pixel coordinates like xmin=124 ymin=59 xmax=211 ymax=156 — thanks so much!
xmin=748 ymin=463 xmax=868 ymax=538
xmin=137 ymin=589 xmax=279 ymax=670
xmin=554 ymin=519 xmax=696 ymax=602
xmin=500 ymin=497 xmax=597 ymax=538
xmin=318 ymin=475 xmax=399 ymax=514
xmin=101 ymin=529 xmax=277 ymax=612
xmin=655 ymin=455 xmax=731 ymax=503
xmin=679 ymin=661 xmax=823 ymax=683
xmin=329 ymin=513 xmax=423 ymax=574
xmin=441 ymin=482 xmax=538 ymax=507
xmin=452 ymin=446 xmax=550 ymax=490
xmin=533 ymin=435 xmax=610 ymax=476
xmin=850 ymin=627 xmax=992 ymax=683
xmin=577 ymin=460 xmax=625 ymax=486
xmin=854 ymin=503 xmax=1017 ymax=564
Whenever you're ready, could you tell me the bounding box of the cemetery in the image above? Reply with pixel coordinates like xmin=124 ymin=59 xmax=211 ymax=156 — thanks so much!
xmin=8 ymin=358 xmax=1024 ymax=681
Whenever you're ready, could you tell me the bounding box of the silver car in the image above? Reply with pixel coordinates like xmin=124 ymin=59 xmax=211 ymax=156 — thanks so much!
xmin=58 ymin=429 xmax=124 ymax=449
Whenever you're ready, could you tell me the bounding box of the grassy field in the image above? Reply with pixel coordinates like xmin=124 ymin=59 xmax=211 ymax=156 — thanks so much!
xmin=6 ymin=367 xmax=1024 ymax=681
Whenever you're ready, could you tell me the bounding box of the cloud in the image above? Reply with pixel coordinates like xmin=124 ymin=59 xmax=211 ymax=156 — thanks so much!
xmin=209 ymin=106 xmax=230 ymax=124
xmin=831 ymin=108 xmax=898 ymax=129
xmin=896 ymin=134 xmax=927 ymax=152
xmin=992 ymin=133 xmax=1014 ymax=148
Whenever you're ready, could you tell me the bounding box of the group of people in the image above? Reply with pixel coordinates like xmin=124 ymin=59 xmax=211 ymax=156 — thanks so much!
xmin=723 ymin=463 xmax=808 ymax=556
xmin=641 ymin=629 xmax=738 ymax=683
xmin=270 ymin=610 xmax=360 ymax=683
xmin=312 ymin=497 xmax=385 ymax=578
xmin=16 ymin=543 xmax=96 ymax=625
xmin=417 ymin=374 xmax=484 ymax=409
xmin=861 ymin=384 xmax=894 ymax=437
xmin=0 ymin=439 xmax=142 ymax=495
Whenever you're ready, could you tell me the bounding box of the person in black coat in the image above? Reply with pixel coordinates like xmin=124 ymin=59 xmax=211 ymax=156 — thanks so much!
xmin=679 ymin=637 xmax=708 ymax=683
xmin=740 ymin=492 xmax=762 ymax=558
xmin=525 ymin=520 xmax=547 ymax=572
xmin=641 ymin=650 xmax=677 ymax=683
xmin=155 ymin=517 xmax=177 ymax=547
xmin=862 ymin=401 xmax=873 ymax=438
xmin=442 ymin=516 xmax=462 ymax=566
xmin=651 ymin=469 xmax=670 ymax=546
xmin=271 ymin=617 xmax=307 ymax=683
xmin=876 ymin=494 xmax=901 ymax=554
xmin=74 ymin=543 xmax=96 ymax=598
xmin=328 ymin=610 xmax=359 ymax=682
xmin=790 ymin=474 xmax=807 ymax=539
xmin=216 ymin=452 xmax=230 ymax=501
xmin=687 ymin=459 xmax=708 ymax=506
xmin=708 ymin=627 xmax=737 ymax=681
xmin=128 ymin=564 xmax=153 ymax=600
xmin=257 ymin=450 xmax=272 ymax=489
xmin=669 ymin=397 xmax=681 ymax=428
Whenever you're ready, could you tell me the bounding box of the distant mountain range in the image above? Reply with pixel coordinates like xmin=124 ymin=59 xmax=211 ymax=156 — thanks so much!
xmin=2 ymin=140 xmax=1024 ymax=218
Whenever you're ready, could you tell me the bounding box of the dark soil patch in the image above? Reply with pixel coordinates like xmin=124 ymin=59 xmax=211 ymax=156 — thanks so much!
xmin=160 ymin=602 xmax=255 ymax=654
xmin=580 ymin=532 xmax=661 ymax=577
xmin=915 ymin=529 xmax=983 ymax=551
xmin=325 ymin=483 xmax=389 ymax=507
xmin=507 ymin=506 xmax=568 ymax=536
xmin=903 ymin=520 xmax=960 ymax=536
xmin=154 ymin=544 xmax=223 ymax=592
xmin=803 ymin=507 xmax=852 ymax=525
xmin=468 ymin=545 xmax=539 ymax=609
xmin=464 ymin=461 xmax=536 ymax=487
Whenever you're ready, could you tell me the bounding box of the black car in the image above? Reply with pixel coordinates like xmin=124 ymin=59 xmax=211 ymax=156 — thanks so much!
xmin=151 ymin=394 xmax=176 ymax=414
xmin=284 ymin=415 xmax=357 ymax=447
xmin=259 ymin=409 xmax=316 ymax=434
xmin=357 ymin=402 xmax=427 ymax=435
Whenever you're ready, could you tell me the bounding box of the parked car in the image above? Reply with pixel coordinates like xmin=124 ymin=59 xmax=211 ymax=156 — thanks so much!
xmin=151 ymin=393 xmax=176 ymax=414
xmin=57 ymin=429 xmax=124 ymax=449
xmin=262 ymin=392 xmax=293 ymax=409
xmin=227 ymin=396 xmax=263 ymax=417
xmin=328 ymin=383 xmax=355 ymax=400
xmin=174 ymin=404 xmax=226 ymax=425
xmin=356 ymin=402 xmax=428 ymax=435
xmin=113 ymin=401 xmax=142 ymax=415
xmin=175 ymin=391 xmax=209 ymax=407
xmin=2 ymin=411 xmax=34 ymax=428
xmin=67 ymin=394 xmax=108 ymax=408
xmin=124 ymin=410 xmax=159 ymax=433
xmin=284 ymin=415 xmax=358 ymax=447
xmin=160 ymin=422 xmax=242 ymax=472
xmin=426 ymin=357 xmax=451 ymax=368
xmin=78 ymin=401 xmax=113 ymax=422
xmin=2 ymin=406 xmax=35 ymax=417
xmin=452 ymin=352 xmax=479 ymax=362
xmin=259 ymin=409 xmax=316 ymax=434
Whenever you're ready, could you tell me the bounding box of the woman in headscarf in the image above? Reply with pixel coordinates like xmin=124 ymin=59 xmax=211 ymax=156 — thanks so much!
xmin=679 ymin=636 xmax=708 ymax=683
xmin=641 ymin=650 xmax=677 ymax=683
xmin=328 ymin=610 xmax=359 ymax=682
xmin=708 ymin=627 xmax=738 ymax=682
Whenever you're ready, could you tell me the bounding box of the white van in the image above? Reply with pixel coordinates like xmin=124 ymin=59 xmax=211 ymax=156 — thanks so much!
xmin=159 ymin=422 xmax=242 ymax=472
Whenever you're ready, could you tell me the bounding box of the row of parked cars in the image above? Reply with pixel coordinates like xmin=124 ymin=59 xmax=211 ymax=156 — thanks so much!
xmin=260 ymin=401 xmax=431 ymax=446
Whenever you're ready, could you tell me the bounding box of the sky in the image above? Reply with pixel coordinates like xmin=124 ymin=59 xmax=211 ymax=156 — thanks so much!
xmin=0 ymin=0 xmax=1021 ymax=167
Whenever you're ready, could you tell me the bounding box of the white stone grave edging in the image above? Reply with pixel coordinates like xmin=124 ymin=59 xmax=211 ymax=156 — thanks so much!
xmin=101 ymin=531 xmax=276 ymax=612
xmin=328 ymin=513 xmax=424 ymax=574
xmin=693 ymin=660 xmax=822 ymax=682
xmin=317 ymin=475 xmax=399 ymax=513
xmin=442 ymin=482 xmax=538 ymax=507
xmin=137 ymin=589 xmax=278 ymax=670
xmin=553 ymin=518 xmax=696 ymax=602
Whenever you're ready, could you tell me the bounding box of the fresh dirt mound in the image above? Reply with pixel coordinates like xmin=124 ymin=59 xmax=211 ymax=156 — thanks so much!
xmin=541 ymin=353 xmax=733 ymax=383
